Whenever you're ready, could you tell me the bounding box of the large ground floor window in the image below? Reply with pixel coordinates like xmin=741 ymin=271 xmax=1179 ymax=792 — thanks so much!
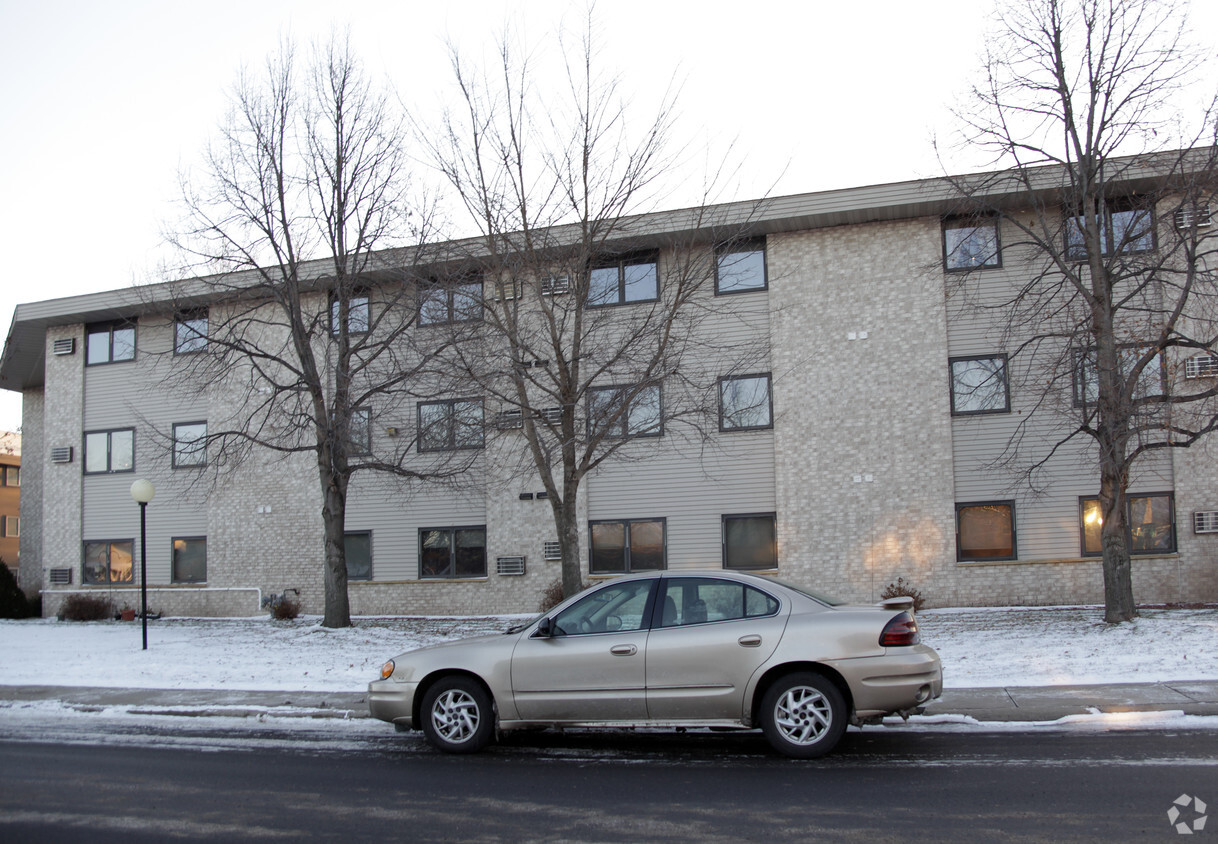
xmin=83 ymin=540 xmax=133 ymax=584
xmin=1080 ymin=493 xmax=1175 ymax=556
xmin=589 ymin=519 xmax=666 ymax=574
xmin=722 ymin=513 xmax=777 ymax=570
xmin=956 ymin=502 xmax=1016 ymax=561
xmin=172 ymin=537 xmax=207 ymax=583
xmin=420 ymin=527 xmax=486 ymax=578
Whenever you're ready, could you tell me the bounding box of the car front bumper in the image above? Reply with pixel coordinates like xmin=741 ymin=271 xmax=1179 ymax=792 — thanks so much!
xmin=368 ymin=678 xmax=419 ymax=729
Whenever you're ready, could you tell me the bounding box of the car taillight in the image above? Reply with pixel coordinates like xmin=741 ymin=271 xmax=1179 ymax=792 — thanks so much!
xmin=879 ymin=612 xmax=920 ymax=647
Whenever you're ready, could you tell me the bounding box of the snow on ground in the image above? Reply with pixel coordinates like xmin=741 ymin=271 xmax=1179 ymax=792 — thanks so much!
xmin=0 ymin=605 xmax=1216 ymax=694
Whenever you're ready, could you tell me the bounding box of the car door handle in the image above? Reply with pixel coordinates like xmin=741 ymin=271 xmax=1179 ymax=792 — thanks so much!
xmin=738 ymin=635 xmax=762 ymax=648
xmin=610 ymin=644 xmax=638 ymax=656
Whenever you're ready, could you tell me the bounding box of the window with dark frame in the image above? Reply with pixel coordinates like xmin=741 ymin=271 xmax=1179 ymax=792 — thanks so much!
xmin=719 ymin=374 xmax=773 ymax=431
xmin=174 ymin=311 xmax=208 ymax=354
xmin=84 ymin=429 xmax=135 ymax=474
xmin=1 ymin=516 xmax=18 ymax=538
xmin=419 ymin=527 xmax=486 ymax=578
xmin=943 ymin=218 xmax=1001 ymax=271
xmin=172 ymin=422 xmax=207 ymax=468
xmin=589 ymin=518 xmax=666 ymax=574
xmin=715 ymin=241 xmax=767 ymax=294
xmin=330 ymin=294 xmax=370 ymax=336
xmin=588 ymin=255 xmax=659 ymax=306
xmin=1065 ymin=199 xmax=1155 ymax=259
xmin=588 ymin=384 xmax=662 ymax=438
xmin=347 ymin=408 xmax=372 ymax=456
xmin=950 ymin=355 xmax=1010 ymax=415
xmin=1073 ymin=346 xmax=1165 ymax=408
xmin=1079 ymin=494 xmax=1176 ymax=556
xmin=419 ymin=280 xmax=482 ymax=325
xmin=85 ymin=321 xmax=136 ymax=366
xmin=417 ymin=399 xmax=484 ymax=451
xmin=172 ymin=537 xmax=207 ymax=583
xmin=955 ymin=501 xmax=1016 ymax=561
xmin=722 ymin=513 xmax=777 ymax=570
xmin=345 ymin=531 xmax=372 ymax=581
xmin=1 ymin=465 xmax=18 ymax=486
xmin=83 ymin=540 xmax=134 ymax=584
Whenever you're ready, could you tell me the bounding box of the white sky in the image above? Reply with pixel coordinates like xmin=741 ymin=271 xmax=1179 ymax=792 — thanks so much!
xmin=1 ymin=0 xmax=1213 ymax=433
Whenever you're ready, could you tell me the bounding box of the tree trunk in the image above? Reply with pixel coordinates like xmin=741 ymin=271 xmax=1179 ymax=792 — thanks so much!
xmin=320 ymin=469 xmax=352 ymax=628
xmin=1098 ymin=469 xmax=1136 ymax=624
xmin=558 ymin=475 xmax=583 ymax=600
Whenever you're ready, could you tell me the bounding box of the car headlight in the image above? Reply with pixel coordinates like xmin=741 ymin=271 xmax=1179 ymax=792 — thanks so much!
xmin=380 ymin=659 xmax=395 ymax=680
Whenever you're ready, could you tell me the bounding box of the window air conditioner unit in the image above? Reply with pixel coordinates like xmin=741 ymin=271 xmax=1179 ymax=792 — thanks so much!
xmin=1185 ymin=355 xmax=1218 ymax=379
xmin=51 ymin=447 xmax=73 ymax=464
xmin=1174 ymin=204 xmax=1212 ymax=229
xmin=494 ymin=410 xmax=524 ymax=429
xmin=538 ymin=407 xmax=563 ymax=424
xmin=543 ymin=541 xmax=562 ymax=561
xmin=496 ymin=555 xmax=526 ymax=576
xmin=1194 ymin=512 xmax=1218 ymax=534
xmin=541 ymin=275 xmax=571 ymax=295
xmin=49 ymin=568 xmax=73 ymax=585
xmin=493 ymin=280 xmax=521 ymax=301
xmin=52 ymin=338 xmax=76 ymax=355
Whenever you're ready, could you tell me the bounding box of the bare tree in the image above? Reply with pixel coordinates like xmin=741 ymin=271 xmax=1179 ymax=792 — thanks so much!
xmin=944 ymin=0 xmax=1218 ymax=622
xmin=419 ymin=16 xmax=767 ymax=600
xmin=166 ymin=36 xmax=466 ymax=627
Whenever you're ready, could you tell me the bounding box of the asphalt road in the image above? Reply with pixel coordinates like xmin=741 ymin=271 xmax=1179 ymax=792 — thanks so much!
xmin=1 ymin=718 xmax=1214 ymax=842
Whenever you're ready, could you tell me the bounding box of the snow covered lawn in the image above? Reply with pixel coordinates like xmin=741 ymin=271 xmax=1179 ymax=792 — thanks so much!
xmin=1 ymin=604 xmax=1216 ymax=693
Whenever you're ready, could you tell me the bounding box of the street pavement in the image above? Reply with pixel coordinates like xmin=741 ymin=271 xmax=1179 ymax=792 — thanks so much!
xmin=4 ymin=680 xmax=1218 ymax=723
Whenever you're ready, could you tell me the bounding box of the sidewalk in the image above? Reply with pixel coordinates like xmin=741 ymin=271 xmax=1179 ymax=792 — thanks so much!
xmin=5 ymin=681 xmax=1218 ymax=723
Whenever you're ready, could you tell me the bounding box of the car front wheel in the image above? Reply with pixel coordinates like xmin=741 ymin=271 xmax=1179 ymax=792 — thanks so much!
xmin=759 ymin=672 xmax=847 ymax=759
xmin=420 ymin=676 xmax=495 ymax=753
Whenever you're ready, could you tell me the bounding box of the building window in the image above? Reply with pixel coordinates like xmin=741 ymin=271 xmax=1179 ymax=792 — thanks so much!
xmin=715 ymin=241 xmax=767 ymax=294
xmin=348 ymin=408 xmax=372 ymax=455
xmin=1080 ymin=494 xmax=1175 ymax=556
xmin=331 ymin=294 xmax=370 ymax=336
xmin=588 ymin=384 xmax=662 ymax=438
xmin=720 ymin=374 xmax=773 ymax=431
xmin=723 ymin=513 xmax=777 ymax=570
xmin=83 ymin=540 xmax=133 ymax=584
xmin=172 ymin=422 xmax=207 ymax=468
xmin=174 ymin=311 xmax=208 ymax=354
xmin=417 ymin=399 xmax=484 ymax=452
xmin=420 ymin=280 xmax=481 ymax=325
xmin=172 ymin=537 xmax=207 ymax=583
xmin=589 ymin=518 xmax=665 ymax=574
xmin=84 ymin=429 xmax=135 ymax=474
xmin=943 ymin=218 xmax=1001 ymax=271
xmin=950 ymin=355 xmax=1010 ymax=415
xmin=419 ymin=526 xmax=486 ymax=578
xmin=346 ymin=531 xmax=372 ymax=580
xmin=1073 ymin=347 xmax=1165 ymax=408
xmin=85 ymin=321 xmax=136 ymax=366
xmin=956 ymin=502 xmax=1016 ymax=561
xmin=1066 ymin=200 xmax=1155 ymax=259
xmin=1 ymin=465 xmax=18 ymax=487
xmin=657 ymin=576 xmax=780 ymax=627
xmin=588 ymin=255 xmax=658 ymax=306
xmin=0 ymin=516 xmax=18 ymax=538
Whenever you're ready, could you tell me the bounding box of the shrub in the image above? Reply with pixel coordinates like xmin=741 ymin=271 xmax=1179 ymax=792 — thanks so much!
xmin=880 ymin=577 xmax=926 ymax=613
xmin=0 ymin=561 xmax=29 ymax=619
xmin=58 ymin=593 xmax=114 ymax=622
xmin=272 ymin=597 xmax=300 ymax=620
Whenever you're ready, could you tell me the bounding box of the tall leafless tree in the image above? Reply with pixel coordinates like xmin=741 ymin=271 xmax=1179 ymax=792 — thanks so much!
xmin=165 ymin=36 xmax=467 ymax=627
xmin=944 ymin=0 xmax=1218 ymax=622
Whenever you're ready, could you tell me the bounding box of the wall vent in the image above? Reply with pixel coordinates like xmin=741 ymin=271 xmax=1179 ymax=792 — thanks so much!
xmin=52 ymin=338 xmax=76 ymax=356
xmin=48 ymin=568 xmax=73 ymax=585
xmin=1194 ymin=511 xmax=1218 ymax=534
xmin=1185 ymin=355 xmax=1218 ymax=379
xmin=51 ymin=446 xmax=73 ymax=464
xmin=543 ymin=541 xmax=562 ymax=561
xmin=492 ymin=280 xmax=521 ymax=301
xmin=541 ymin=275 xmax=571 ymax=295
xmin=538 ymin=407 xmax=563 ymax=424
xmin=496 ymin=555 xmax=526 ymax=576
xmin=1174 ymin=203 xmax=1212 ymax=229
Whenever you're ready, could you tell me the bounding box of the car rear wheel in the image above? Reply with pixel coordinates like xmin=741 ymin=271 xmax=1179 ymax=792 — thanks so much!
xmin=420 ymin=676 xmax=495 ymax=753
xmin=760 ymin=672 xmax=847 ymax=759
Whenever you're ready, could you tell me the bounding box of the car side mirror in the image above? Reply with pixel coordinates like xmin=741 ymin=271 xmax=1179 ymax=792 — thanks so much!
xmin=533 ymin=617 xmax=554 ymax=638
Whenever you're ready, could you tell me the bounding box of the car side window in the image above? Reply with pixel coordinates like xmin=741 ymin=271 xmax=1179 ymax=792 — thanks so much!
xmin=658 ymin=578 xmax=780 ymax=627
xmin=551 ymin=579 xmax=654 ymax=636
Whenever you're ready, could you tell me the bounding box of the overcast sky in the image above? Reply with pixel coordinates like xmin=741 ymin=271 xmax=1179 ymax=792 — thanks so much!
xmin=1 ymin=0 xmax=1213 ymax=433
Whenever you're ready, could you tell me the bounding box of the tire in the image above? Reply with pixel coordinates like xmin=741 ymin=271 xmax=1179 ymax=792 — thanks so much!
xmin=759 ymin=672 xmax=847 ymax=759
xmin=420 ymin=676 xmax=496 ymax=754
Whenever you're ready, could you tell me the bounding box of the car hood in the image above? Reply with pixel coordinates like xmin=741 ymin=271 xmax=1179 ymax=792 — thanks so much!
xmin=394 ymin=630 xmax=519 ymax=661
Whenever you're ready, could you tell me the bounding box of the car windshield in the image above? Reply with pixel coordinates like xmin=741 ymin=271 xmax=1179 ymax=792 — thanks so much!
xmin=758 ymin=575 xmax=844 ymax=607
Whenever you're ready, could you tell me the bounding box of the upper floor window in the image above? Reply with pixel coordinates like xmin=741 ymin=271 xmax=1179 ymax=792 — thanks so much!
xmin=420 ymin=281 xmax=481 ymax=325
xmin=589 ymin=255 xmax=658 ymax=306
xmin=1073 ymin=346 xmax=1164 ymax=408
xmin=347 ymin=408 xmax=372 ymax=455
xmin=418 ymin=399 xmax=484 ymax=452
xmin=174 ymin=311 xmax=208 ymax=354
xmin=1 ymin=465 xmax=18 ymax=487
xmin=86 ymin=321 xmax=135 ymax=366
xmin=589 ymin=518 xmax=666 ymax=574
xmin=419 ymin=526 xmax=486 ymax=579
xmin=331 ymin=294 xmax=370 ymax=336
xmin=956 ymin=501 xmax=1016 ymax=561
xmin=950 ymin=355 xmax=1010 ymax=415
xmin=715 ymin=241 xmax=767 ymax=294
xmin=0 ymin=515 xmax=18 ymax=538
xmin=720 ymin=374 xmax=773 ymax=431
xmin=1080 ymin=494 xmax=1175 ymax=556
xmin=943 ymin=218 xmax=1001 ymax=271
xmin=172 ymin=422 xmax=207 ymax=468
xmin=723 ymin=513 xmax=777 ymax=570
xmin=588 ymin=384 xmax=662 ymax=438
xmin=84 ymin=428 xmax=134 ymax=474
xmin=1066 ymin=199 xmax=1155 ymax=259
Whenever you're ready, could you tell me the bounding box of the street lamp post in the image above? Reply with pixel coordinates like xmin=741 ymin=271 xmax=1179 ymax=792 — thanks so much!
xmin=129 ymin=479 xmax=156 ymax=650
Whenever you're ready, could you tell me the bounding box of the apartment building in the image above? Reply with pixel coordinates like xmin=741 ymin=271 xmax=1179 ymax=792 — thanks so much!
xmin=3 ymin=157 xmax=1216 ymax=617
xmin=0 ymin=432 xmax=18 ymax=575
